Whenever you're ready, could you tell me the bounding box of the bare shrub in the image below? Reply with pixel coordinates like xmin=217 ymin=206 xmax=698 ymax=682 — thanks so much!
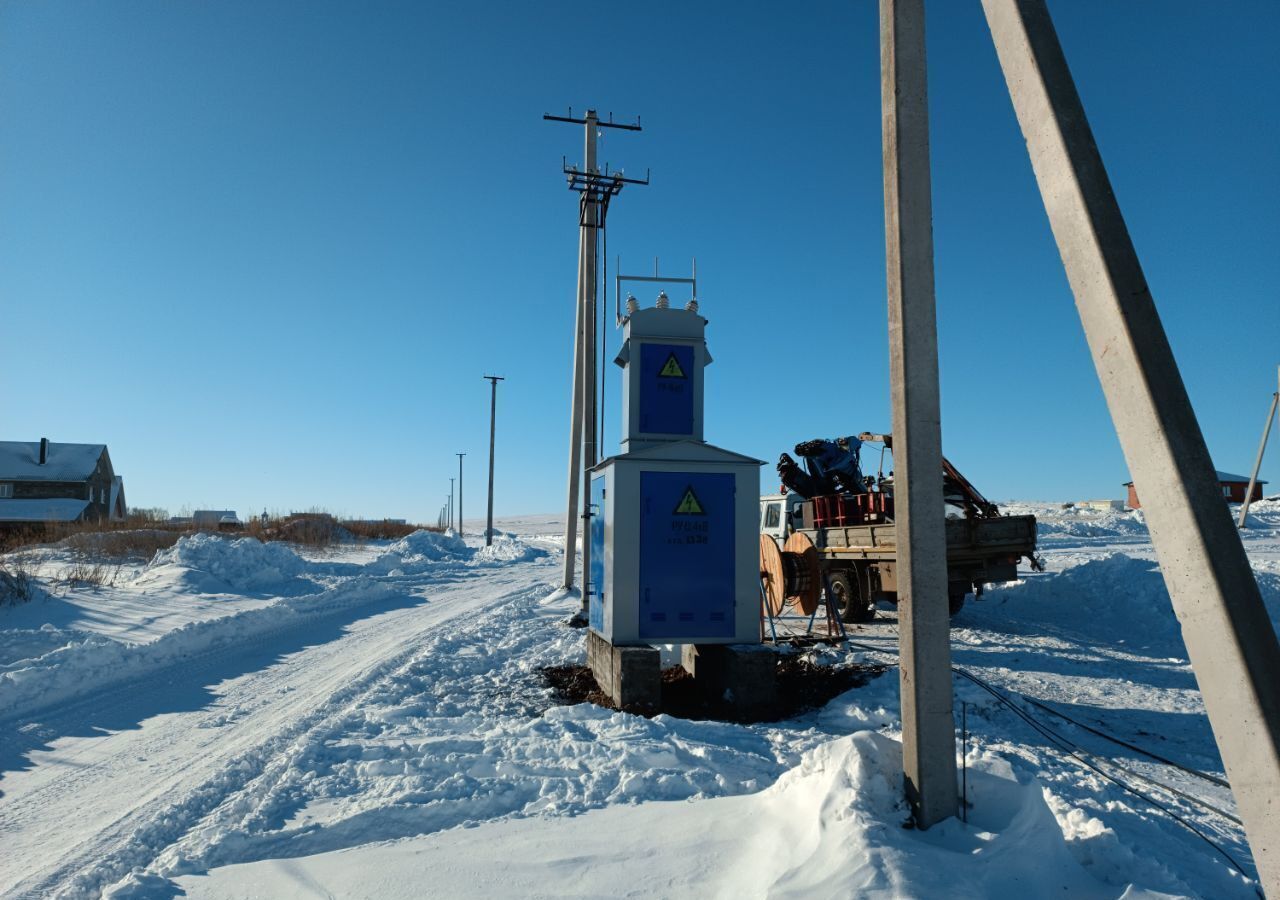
xmin=58 ymin=559 xmax=121 ymax=590
xmin=0 ymin=557 xmax=39 ymax=606
xmin=61 ymin=529 xmax=182 ymax=561
xmin=342 ymin=520 xmax=421 ymax=541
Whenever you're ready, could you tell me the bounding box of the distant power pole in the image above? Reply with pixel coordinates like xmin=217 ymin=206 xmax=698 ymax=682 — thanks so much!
xmin=448 ymin=477 xmax=455 ymax=531
xmin=484 ymin=375 xmax=505 ymax=546
xmin=457 ymin=452 xmax=466 ymax=536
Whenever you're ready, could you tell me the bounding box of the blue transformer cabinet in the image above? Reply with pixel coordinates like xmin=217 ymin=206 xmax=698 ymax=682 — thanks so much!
xmin=588 ymin=301 xmax=762 ymax=646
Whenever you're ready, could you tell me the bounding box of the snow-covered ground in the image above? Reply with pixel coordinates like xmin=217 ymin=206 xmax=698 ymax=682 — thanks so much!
xmin=1 ymin=501 xmax=1278 ymax=898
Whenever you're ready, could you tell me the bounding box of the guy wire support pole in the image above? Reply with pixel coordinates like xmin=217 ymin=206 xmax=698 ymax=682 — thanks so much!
xmin=982 ymin=1 xmax=1280 ymax=890
xmin=1239 ymin=364 xmax=1278 ymax=529
xmin=457 ymin=452 xmax=465 ymax=536
xmin=484 ymin=375 xmax=504 ymax=546
xmin=880 ymin=0 xmax=957 ymax=830
xmin=543 ymin=107 xmax=647 ymax=597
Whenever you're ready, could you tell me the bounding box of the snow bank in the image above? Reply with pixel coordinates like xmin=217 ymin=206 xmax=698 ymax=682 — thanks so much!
xmin=982 ymin=553 xmax=1280 ymax=652
xmin=368 ymin=530 xmax=470 ymax=574
xmin=470 ymin=536 xmax=548 ymax=565
xmin=1036 ymin=509 xmax=1148 ymax=540
xmin=173 ymin=732 xmax=1174 ymax=900
xmin=143 ymin=534 xmax=309 ymax=591
xmin=1240 ymin=497 xmax=1280 ymax=529
xmin=732 ymin=733 xmax=1128 ymax=897
xmin=0 ymin=577 xmax=399 ymax=720
xmin=0 ymin=622 xmax=94 ymax=668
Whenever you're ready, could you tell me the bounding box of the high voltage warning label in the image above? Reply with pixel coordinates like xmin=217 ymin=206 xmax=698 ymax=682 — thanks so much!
xmin=673 ymin=486 xmax=705 ymax=515
xmin=658 ymin=353 xmax=687 ymax=378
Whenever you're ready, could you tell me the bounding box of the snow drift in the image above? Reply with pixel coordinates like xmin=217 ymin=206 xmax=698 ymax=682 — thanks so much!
xmin=143 ymin=534 xmax=309 ymax=591
xmin=980 ymin=552 xmax=1280 ymax=653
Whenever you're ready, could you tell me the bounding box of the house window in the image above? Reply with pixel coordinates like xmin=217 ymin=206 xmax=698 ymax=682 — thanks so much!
xmin=0 ymin=483 xmax=12 ymax=499
xmin=1223 ymin=485 xmax=1233 ymax=499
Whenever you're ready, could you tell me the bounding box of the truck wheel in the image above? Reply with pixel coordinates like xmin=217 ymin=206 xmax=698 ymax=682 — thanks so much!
xmin=948 ymin=584 xmax=969 ymax=616
xmin=831 ymin=571 xmax=875 ymax=624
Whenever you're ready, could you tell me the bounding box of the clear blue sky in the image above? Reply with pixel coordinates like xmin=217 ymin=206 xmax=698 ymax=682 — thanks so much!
xmin=2 ymin=1 xmax=1276 ymax=521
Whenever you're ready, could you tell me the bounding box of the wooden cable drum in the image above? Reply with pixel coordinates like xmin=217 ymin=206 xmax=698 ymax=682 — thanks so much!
xmin=759 ymin=534 xmax=787 ymax=615
xmin=783 ymin=531 xmax=822 ymax=615
xmin=759 ymin=532 xmax=823 ymax=616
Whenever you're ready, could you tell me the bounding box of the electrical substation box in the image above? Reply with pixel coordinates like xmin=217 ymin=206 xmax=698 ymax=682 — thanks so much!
xmin=588 ymin=302 xmax=762 ymax=646
xmin=616 ymin=306 xmax=712 ymax=452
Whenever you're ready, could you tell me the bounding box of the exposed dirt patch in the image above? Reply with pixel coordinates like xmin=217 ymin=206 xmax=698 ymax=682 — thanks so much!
xmin=541 ymin=655 xmax=886 ymax=725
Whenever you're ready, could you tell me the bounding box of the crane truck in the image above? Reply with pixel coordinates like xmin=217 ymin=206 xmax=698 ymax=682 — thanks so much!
xmin=759 ymin=432 xmax=1040 ymax=623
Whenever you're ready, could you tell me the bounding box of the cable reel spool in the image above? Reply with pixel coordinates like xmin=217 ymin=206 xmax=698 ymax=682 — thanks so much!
xmin=759 ymin=532 xmax=822 ymax=616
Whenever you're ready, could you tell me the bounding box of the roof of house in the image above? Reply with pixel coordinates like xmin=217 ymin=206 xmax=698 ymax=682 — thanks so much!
xmin=0 ymin=441 xmax=106 ymax=481
xmin=1213 ymin=470 xmax=1266 ymax=484
xmin=0 ymin=498 xmax=90 ymax=523
xmin=1123 ymin=470 xmax=1268 ymax=487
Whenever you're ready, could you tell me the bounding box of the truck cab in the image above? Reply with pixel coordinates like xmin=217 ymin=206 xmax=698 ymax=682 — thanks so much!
xmin=760 ymin=492 xmax=804 ymax=545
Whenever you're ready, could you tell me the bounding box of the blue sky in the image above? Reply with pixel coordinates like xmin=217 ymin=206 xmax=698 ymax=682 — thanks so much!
xmin=1 ymin=1 xmax=1276 ymax=521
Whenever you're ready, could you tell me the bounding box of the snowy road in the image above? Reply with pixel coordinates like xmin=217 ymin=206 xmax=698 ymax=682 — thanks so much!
xmin=1 ymin=537 xmax=554 ymax=898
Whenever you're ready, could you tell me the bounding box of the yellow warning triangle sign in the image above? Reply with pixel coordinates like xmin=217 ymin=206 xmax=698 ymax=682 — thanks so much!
xmin=673 ymin=486 xmax=705 ymax=515
xmin=658 ymin=353 xmax=686 ymax=378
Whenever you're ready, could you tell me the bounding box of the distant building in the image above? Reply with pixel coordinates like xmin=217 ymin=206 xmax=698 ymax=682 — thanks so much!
xmin=1123 ymin=471 xmax=1267 ymax=510
xmin=0 ymin=438 xmax=126 ymax=526
xmin=192 ymin=510 xmax=241 ymax=529
xmin=1079 ymin=499 xmax=1125 ymax=512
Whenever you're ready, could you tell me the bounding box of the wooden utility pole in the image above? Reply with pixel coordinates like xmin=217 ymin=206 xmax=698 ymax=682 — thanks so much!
xmin=448 ymin=478 xmax=454 ymax=532
xmin=484 ymin=375 xmax=505 ymax=546
xmin=880 ymin=0 xmax=957 ymax=829
xmin=982 ymin=0 xmax=1280 ymax=890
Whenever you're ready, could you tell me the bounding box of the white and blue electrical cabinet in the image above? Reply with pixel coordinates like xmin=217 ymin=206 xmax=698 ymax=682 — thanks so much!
xmin=588 ymin=301 xmax=761 ymax=646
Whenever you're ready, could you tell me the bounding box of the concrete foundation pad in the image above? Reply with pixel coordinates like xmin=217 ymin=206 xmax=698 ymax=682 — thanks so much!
xmin=587 ymin=630 xmax=660 ymax=711
xmin=682 ymin=643 xmax=778 ymax=713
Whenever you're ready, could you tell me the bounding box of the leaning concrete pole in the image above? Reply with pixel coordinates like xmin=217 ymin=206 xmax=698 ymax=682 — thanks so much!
xmin=880 ymin=0 xmax=957 ymax=830
xmin=561 ymin=225 xmax=588 ymax=589
xmin=983 ymin=0 xmax=1280 ymax=890
xmin=1239 ymin=365 xmax=1278 ymax=529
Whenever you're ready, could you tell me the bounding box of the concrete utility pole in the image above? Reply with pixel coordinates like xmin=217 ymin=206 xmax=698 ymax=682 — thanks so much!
xmin=1239 ymin=365 xmax=1278 ymax=528
xmin=545 ymin=107 xmax=643 ymax=597
xmin=560 ymin=111 xmax=599 ymax=592
xmin=484 ymin=375 xmax=505 ymax=546
xmin=879 ymin=0 xmax=957 ymax=830
xmin=982 ymin=0 xmax=1280 ymax=890
xmin=579 ymin=110 xmax=600 ymax=608
xmin=562 ymin=223 xmax=588 ymax=589
xmin=457 ymin=452 xmax=466 ymax=536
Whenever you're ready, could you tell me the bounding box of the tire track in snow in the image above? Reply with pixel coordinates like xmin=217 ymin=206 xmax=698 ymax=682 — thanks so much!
xmin=3 ymin=567 xmax=551 ymax=900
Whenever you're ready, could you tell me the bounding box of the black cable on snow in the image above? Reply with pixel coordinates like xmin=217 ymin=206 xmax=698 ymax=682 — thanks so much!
xmin=842 ymin=638 xmax=1256 ymax=886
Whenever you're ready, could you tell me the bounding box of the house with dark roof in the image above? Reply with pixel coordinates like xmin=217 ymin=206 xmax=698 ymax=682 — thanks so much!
xmin=1123 ymin=470 xmax=1267 ymax=510
xmin=0 ymin=438 xmax=126 ymax=526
